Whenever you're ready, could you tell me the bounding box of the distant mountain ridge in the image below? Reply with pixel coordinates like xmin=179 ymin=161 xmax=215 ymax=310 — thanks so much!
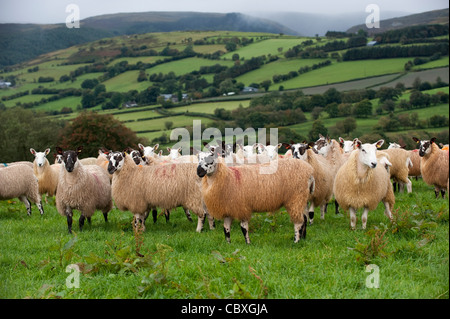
xmin=0 ymin=11 xmax=296 ymax=68
xmin=346 ymin=8 xmax=449 ymax=34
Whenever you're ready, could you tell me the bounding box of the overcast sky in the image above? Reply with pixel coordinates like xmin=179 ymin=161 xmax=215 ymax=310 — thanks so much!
xmin=0 ymin=0 xmax=448 ymax=24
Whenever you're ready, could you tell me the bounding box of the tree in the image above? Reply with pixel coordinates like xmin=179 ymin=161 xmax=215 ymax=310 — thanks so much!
xmin=164 ymin=121 xmax=174 ymax=131
xmin=335 ymin=117 xmax=357 ymax=135
xmin=0 ymin=107 xmax=65 ymax=162
xmin=353 ymin=99 xmax=372 ymax=118
xmin=260 ymin=80 xmax=271 ymax=92
xmin=57 ymin=111 xmax=147 ymax=157
xmin=308 ymin=119 xmax=328 ymax=141
xmin=81 ymin=78 xmax=99 ymax=89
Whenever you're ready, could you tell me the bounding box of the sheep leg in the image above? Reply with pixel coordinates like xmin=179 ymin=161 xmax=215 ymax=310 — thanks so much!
xmin=223 ymin=216 xmax=232 ymax=243
xmin=184 ymin=208 xmax=193 ymax=222
xmin=207 ymin=213 xmax=215 ymax=230
xmin=441 ymin=189 xmax=446 ymax=199
xmin=165 ymin=209 xmax=170 ymax=222
xmin=361 ymin=208 xmax=369 ymax=230
xmin=349 ymin=207 xmax=357 ymax=230
xmin=66 ymin=208 xmax=73 ymax=234
xmin=320 ymin=203 xmax=327 ymax=220
xmin=152 ymin=208 xmax=157 ymax=223
xmin=383 ymin=201 xmax=393 ymax=222
xmin=103 ymin=212 xmax=108 ymax=222
xmin=37 ymin=201 xmax=44 ymax=215
xmin=335 ymin=200 xmax=340 ymax=214
xmin=196 ymin=213 xmax=206 ymax=233
xmin=294 ymin=216 xmax=307 ymax=243
xmin=434 ymin=188 xmax=439 ymax=199
xmin=308 ymin=203 xmax=315 ymax=225
xmin=18 ymin=196 xmax=32 ymax=216
xmin=79 ymin=215 xmax=86 ymax=232
xmin=240 ymin=220 xmax=250 ymax=244
xmin=406 ymin=178 xmax=412 ymax=193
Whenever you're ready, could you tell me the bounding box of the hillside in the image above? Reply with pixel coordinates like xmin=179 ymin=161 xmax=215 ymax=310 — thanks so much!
xmin=347 ymin=8 xmax=449 ymax=34
xmin=0 ymin=12 xmax=296 ymax=68
xmin=248 ymin=10 xmax=410 ymax=36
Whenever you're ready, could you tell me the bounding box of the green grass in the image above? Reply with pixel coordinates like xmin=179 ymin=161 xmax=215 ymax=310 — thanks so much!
xmin=145 ymin=57 xmax=234 ymax=76
xmin=269 ymin=58 xmax=415 ymax=90
xmin=0 ymin=178 xmax=448 ymax=299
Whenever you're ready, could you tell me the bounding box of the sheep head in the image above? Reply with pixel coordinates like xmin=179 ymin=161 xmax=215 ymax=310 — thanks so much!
xmin=30 ymin=148 xmax=50 ymax=167
xmin=107 ymin=151 xmax=126 ymax=174
xmin=413 ymin=137 xmax=436 ymax=157
xmin=355 ymin=139 xmax=384 ymax=169
xmin=56 ymin=146 xmax=82 ymax=173
xmin=197 ymin=150 xmax=218 ymax=178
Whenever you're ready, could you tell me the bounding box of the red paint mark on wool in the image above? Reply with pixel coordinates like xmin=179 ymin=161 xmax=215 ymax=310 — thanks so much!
xmin=229 ymin=167 xmax=241 ymax=182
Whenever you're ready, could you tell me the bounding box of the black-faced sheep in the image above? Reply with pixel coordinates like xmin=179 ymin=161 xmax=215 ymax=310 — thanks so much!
xmin=197 ymin=150 xmax=315 ymax=244
xmin=55 ymin=146 xmax=112 ymax=233
xmin=333 ymin=139 xmax=395 ymax=230
xmin=0 ymin=164 xmax=44 ymax=216
xmin=412 ymin=137 xmax=449 ymax=198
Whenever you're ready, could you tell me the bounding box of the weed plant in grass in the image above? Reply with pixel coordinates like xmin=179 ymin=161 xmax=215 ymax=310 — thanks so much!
xmin=0 ymin=179 xmax=448 ymax=299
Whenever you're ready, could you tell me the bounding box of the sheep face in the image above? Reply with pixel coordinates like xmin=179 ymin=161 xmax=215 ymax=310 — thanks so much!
xmin=30 ymin=148 xmax=50 ymax=167
xmin=314 ymin=134 xmax=331 ymax=156
xmin=138 ymin=143 xmax=159 ymax=158
xmin=167 ymin=147 xmax=181 ymax=159
xmin=355 ymin=139 xmax=384 ymax=169
xmin=107 ymin=151 xmax=125 ymax=174
xmin=197 ymin=151 xmax=217 ymax=178
xmin=338 ymin=137 xmax=355 ymax=153
xmin=129 ymin=149 xmax=147 ymax=166
xmin=263 ymin=144 xmax=282 ymax=159
xmin=413 ymin=137 xmax=436 ymax=157
xmin=291 ymin=143 xmax=308 ymax=160
xmin=56 ymin=146 xmax=82 ymax=173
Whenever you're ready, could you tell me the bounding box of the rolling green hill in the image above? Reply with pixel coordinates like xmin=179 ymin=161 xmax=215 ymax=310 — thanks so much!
xmin=1 ymin=28 xmax=448 ymax=150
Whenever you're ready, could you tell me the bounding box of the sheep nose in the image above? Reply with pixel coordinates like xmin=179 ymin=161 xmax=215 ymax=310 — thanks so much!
xmin=197 ymin=166 xmax=206 ymax=178
xmin=371 ymin=162 xmax=377 ymax=168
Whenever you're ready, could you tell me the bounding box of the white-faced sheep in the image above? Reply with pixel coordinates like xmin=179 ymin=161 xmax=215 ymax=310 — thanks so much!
xmin=138 ymin=143 xmax=159 ymax=160
xmin=197 ymin=150 xmax=315 ymax=244
xmin=0 ymin=164 xmax=44 ymax=215
xmin=30 ymin=148 xmax=60 ymax=199
xmin=339 ymin=137 xmax=356 ymax=153
xmin=287 ymin=142 xmax=334 ymax=224
xmin=107 ymin=151 xmax=214 ymax=232
xmin=55 ymin=146 xmax=112 ymax=233
xmin=412 ymin=137 xmax=449 ymax=198
xmin=333 ymin=139 xmax=395 ymax=230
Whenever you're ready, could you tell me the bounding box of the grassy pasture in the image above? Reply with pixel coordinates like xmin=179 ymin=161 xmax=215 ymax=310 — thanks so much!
xmin=268 ymin=58 xmax=415 ymax=90
xmin=0 ymin=178 xmax=448 ymax=299
xmin=144 ymin=57 xmax=234 ymax=76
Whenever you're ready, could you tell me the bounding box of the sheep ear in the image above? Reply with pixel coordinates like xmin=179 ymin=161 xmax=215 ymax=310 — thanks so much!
xmin=282 ymin=143 xmax=291 ymax=149
xmin=45 ymin=148 xmax=51 ymax=156
xmin=153 ymin=144 xmax=159 ymax=151
xmin=375 ymin=140 xmax=384 ymax=149
xmin=167 ymin=147 xmax=171 ymax=152
xmin=30 ymin=148 xmax=36 ymax=156
xmin=430 ymin=137 xmax=436 ymax=144
xmin=412 ymin=137 xmax=420 ymax=144
xmin=77 ymin=146 xmax=83 ymax=154
xmin=277 ymin=143 xmax=282 ymax=148
xmin=308 ymin=142 xmax=315 ymax=149
xmin=355 ymin=139 xmax=362 ymax=149
xmin=138 ymin=143 xmax=145 ymax=151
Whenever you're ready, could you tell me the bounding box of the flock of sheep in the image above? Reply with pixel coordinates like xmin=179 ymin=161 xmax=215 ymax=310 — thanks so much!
xmin=0 ymin=134 xmax=448 ymax=244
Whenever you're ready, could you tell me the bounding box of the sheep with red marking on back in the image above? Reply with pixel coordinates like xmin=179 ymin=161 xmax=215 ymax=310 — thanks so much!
xmin=197 ymin=150 xmax=315 ymax=244
xmin=0 ymin=164 xmax=44 ymax=216
xmin=413 ymin=137 xmax=449 ymax=198
xmin=55 ymin=146 xmax=112 ymax=234
xmin=333 ymin=139 xmax=395 ymax=230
